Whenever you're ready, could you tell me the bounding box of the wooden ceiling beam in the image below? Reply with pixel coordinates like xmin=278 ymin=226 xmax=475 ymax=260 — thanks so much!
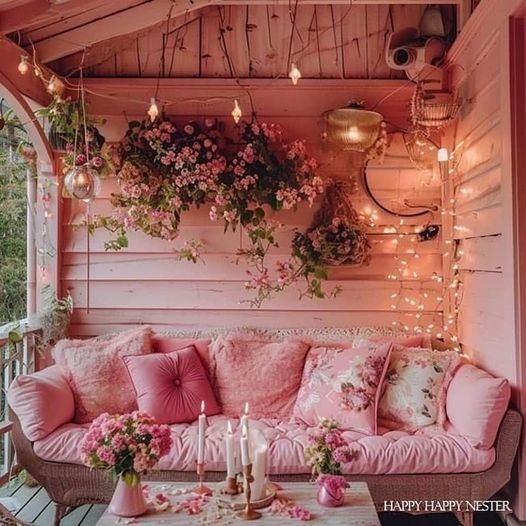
xmin=32 ymin=0 xmax=213 ymax=63
xmin=0 ymin=0 xmax=137 ymax=36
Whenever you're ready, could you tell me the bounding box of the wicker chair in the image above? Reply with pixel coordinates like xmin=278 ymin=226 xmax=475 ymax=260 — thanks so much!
xmin=8 ymin=407 xmax=522 ymax=526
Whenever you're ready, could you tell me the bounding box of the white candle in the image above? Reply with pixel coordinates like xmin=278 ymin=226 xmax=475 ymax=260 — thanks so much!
xmin=250 ymin=429 xmax=268 ymax=501
xmin=197 ymin=401 xmax=206 ymax=464
xmin=240 ymin=424 xmax=250 ymax=466
xmin=240 ymin=402 xmax=249 ymax=431
xmin=225 ymin=421 xmax=236 ymax=478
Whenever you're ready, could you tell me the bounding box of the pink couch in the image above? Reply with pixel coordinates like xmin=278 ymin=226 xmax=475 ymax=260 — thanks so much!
xmin=6 ymin=328 xmax=523 ymax=526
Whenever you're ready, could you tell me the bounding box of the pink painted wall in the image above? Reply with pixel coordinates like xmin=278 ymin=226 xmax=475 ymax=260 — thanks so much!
xmin=446 ymin=0 xmax=526 ymax=519
xmin=61 ymin=83 xmax=443 ymax=337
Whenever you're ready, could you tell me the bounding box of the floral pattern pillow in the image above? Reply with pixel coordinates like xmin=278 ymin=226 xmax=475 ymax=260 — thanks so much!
xmin=292 ymin=342 xmax=393 ymax=434
xmin=378 ymin=346 xmax=461 ymax=431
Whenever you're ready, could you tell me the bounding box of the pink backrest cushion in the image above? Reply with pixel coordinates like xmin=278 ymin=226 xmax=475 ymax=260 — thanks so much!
xmin=52 ymin=327 xmax=152 ymax=424
xmin=210 ymin=334 xmax=310 ymax=419
xmin=293 ymin=342 xmax=393 ymax=434
xmin=123 ymin=346 xmax=220 ymax=424
xmin=152 ymin=336 xmax=211 ymax=371
xmin=353 ymin=334 xmax=431 ymax=349
xmin=446 ymin=364 xmax=511 ymax=449
xmin=7 ymin=365 xmax=75 ymax=441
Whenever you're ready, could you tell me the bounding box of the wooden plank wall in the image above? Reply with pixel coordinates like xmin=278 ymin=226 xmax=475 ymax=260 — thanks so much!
xmin=61 ymin=93 xmax=443 ymax=337
xmin=448 ymin=9 xmax=517 ymax=382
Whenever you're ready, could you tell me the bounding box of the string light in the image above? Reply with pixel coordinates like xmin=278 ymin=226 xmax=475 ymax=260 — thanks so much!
xmin=232 ymin=99 xmax=242 ymax=124
xmin=288 ymin=63 xmax=302 ymax=85
xmin=18 ymin=55 xmax=29 ymax=75
xmin=147 ymin=97 xmax=159 ymax=122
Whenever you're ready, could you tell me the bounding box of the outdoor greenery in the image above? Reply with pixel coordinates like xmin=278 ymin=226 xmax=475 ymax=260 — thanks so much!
xmin=0 ymin=105 xmax=31 ymax=324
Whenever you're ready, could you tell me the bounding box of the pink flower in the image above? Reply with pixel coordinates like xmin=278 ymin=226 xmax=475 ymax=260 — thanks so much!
xmin=184 ymin=124 xmax=194 ymax=135
xmin=288 ymin=505 xmax=312 ymax=521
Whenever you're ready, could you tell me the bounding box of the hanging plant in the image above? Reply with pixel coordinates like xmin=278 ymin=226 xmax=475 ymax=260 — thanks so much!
xmin=240 ymin=180 xmax=370 ymax=306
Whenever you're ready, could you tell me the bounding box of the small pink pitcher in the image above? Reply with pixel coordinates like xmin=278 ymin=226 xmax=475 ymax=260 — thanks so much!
xmin=109 ymin=472 xmax=147 ymax=517
xmin=317 ymin=484 xmax=345 ymax=507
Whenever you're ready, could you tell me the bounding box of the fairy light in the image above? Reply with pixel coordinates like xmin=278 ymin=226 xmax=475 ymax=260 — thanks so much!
xmin=147 ymin=97 xmax=159 ymax=122
xmin=231 ymin=99 xmax=242 ymax=124
xmin=18 ymin=55 xmax=29 ymax=75
xmin=288 ymin=63 xmax=302 ymax=85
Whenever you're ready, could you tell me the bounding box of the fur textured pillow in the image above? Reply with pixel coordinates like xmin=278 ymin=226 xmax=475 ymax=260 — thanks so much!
xmin=52 ymin=327 xmax=153 ymax=423
xmin=209 ymin=333 xmax=310 ymax=419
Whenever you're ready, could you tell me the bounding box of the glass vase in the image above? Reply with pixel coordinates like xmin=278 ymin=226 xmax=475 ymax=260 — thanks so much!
xmin=317 ymin=484 xmax=345 ymax=507
xmin=109 ymin=471 xmax=147 ymax=517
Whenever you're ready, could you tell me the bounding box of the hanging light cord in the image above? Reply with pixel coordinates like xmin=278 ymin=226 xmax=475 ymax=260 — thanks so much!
xmin=362 ymin=162 xmax=435 ymax=218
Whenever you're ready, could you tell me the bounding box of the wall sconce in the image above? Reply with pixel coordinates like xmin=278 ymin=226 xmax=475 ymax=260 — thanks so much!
xmin=437 ymin=147 xmax=449 ymax=181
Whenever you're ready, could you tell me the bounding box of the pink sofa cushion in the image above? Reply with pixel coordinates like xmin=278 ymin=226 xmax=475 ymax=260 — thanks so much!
xmin=209 ymin=334 xmax=310 ymax=419
xmin=152 ymin=336 xmax=211 ymax=371
xmin=379 ymin=346 xmax=461 ymax=431
xmin=353 ymin=334 xmax=431 ymax=349
xmin=293 ymin=342 xmax=392 ymax=434
xmin=123 ymin=346 xmax=220 ymax=424
xmin=446 ymin=364 xmax=510 ymax=449
xmin=7 ymin=365 xmax=74 ymax=441
xmin=52 ymin=327 xmax=152 ymax=424
xmin=33 ymin=417 xmax=495 ymax=475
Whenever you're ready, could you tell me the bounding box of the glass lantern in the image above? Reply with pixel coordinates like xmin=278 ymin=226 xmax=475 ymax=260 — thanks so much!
xmin=64 ymin=164 xmax=101 ymax=202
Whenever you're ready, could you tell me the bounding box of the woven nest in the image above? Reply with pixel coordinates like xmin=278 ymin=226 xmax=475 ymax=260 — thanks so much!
xmin=310 ymin=180 xmax=371 ymax=266
xmin=411 ymin=83 xmax=461 ymax=129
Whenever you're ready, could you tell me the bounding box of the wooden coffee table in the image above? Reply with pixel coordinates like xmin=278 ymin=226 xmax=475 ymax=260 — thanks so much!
xmin=96 ymin=481 xmax=380 ymax=525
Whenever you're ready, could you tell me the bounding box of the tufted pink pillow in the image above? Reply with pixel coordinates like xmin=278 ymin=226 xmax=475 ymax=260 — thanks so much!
xmin=52 ymin=327 xmax=152 ymax=424
xmin=446 ymin=364 xmax=510 ymax=449
xmin=210 ymin=334 xmax=310 ymax=419
xmin=7 ymin=365 xmax=75 ymax=441
xmin=152 ymin=336 xmax=211 ymax=372
xmin=123 ymin=346 xmax=220 ymax=424
xmin=293 ymin=342 xmax=393 ymax=434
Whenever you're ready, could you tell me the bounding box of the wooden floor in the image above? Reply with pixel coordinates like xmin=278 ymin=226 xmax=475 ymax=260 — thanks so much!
xmin=0 ymin=478 xmax=504 ymax=526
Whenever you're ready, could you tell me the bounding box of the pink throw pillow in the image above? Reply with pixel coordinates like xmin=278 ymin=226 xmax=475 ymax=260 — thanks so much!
xmin=210 ymin=334 xmax=310 ymax=419
xmin=52 ymin=327 xmax=152 ymax=424
xmin=152 ymin=336 xmax=211 ymax=371
xmin=7 ymin=365 xmax=75 ymax=441
xmin=379 ymin=346 xmax=461 ymax=431
xmin=293 ymin=342 xmax=393 ymax=434
xmin=446 ymin=364 xmax=510 ymax=449
xmin=123 ymin=346 xmax=220 ymax=424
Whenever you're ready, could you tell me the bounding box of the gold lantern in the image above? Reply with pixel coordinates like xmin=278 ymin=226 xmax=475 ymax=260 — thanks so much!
xmin=64 ymin=164 xmax=101 ymax=201
xmin=322 ymin=102 xmax=384 ymax=152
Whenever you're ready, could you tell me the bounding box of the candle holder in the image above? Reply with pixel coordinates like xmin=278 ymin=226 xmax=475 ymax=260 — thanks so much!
xmin=237 ymin=464 xmax=261 ymax=521
xmin=221 ymin=475 xmax=240 ymax=495
xmin=193 ymin=462 xmax=213 ymax=496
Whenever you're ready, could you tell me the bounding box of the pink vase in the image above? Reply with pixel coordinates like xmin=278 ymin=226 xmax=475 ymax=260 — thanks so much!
xmin=109 ymin=473 xmax=147 ymax=517
xmin=317 ymin=485 xmax=345 ymax=507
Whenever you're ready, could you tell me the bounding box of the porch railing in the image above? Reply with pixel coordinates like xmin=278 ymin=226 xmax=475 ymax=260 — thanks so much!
xmin=0 ymin=318 xmax=41 ymax=486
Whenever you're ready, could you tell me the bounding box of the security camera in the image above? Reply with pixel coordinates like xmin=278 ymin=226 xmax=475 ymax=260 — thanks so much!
xmin=386 ymin=27 xmax=446 ymax=80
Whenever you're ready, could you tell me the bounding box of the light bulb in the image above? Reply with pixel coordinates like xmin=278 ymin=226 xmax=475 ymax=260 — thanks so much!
xmin=232 ymin=99 xmax=242 ymax=124
xmin=47 ymin=75 xmax=57 ymax=94
xmin=147 ymin=97 xmax=159 ymax=122
xmin=18 ymin=55 xmax=29 ymax=75
xmin=289 ymin=63 xmax=301 ymax=85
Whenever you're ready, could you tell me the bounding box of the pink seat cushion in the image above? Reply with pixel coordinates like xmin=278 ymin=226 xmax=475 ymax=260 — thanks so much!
xmin=209 ymin=334 xmax=310 ymax=419
xmin=33 ymin=417 xmax=495 ymax=475
xmin=7 ymin=366 xmax=75 ymax=441
xmin=293 ymin=342 xmax=392 ymax=434
xmin=52 ymin=327 xmax=152 ymax=424
xmin=152 ymin=336 xmax=211 ymax=372
xmin=123 ymin=346 xmax=220 ymax=424
xmin=446 ymin=364 xmax=510 ymax=449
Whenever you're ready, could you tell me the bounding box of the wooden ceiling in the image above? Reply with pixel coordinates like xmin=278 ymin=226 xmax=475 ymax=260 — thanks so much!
xmin=0 ymin=1 xmax=460 ymax=80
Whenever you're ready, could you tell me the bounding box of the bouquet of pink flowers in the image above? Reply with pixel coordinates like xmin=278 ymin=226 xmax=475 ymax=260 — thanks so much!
xmin=79 ymin=412 xmax=172 ymax=486
xmin=304 ymin=418 xmax=358 ymax=476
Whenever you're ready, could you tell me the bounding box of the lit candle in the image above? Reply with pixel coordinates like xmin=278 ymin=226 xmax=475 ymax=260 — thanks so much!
xmin=240 ymin=402 xmax=249 ymax=431
xmin=240 ymin=424 xmax=250 ymax=466
xmin=225 ymin=421 xmax=235 ymax=478
xmin=197 ymin=401 xmax=206 ymax=464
